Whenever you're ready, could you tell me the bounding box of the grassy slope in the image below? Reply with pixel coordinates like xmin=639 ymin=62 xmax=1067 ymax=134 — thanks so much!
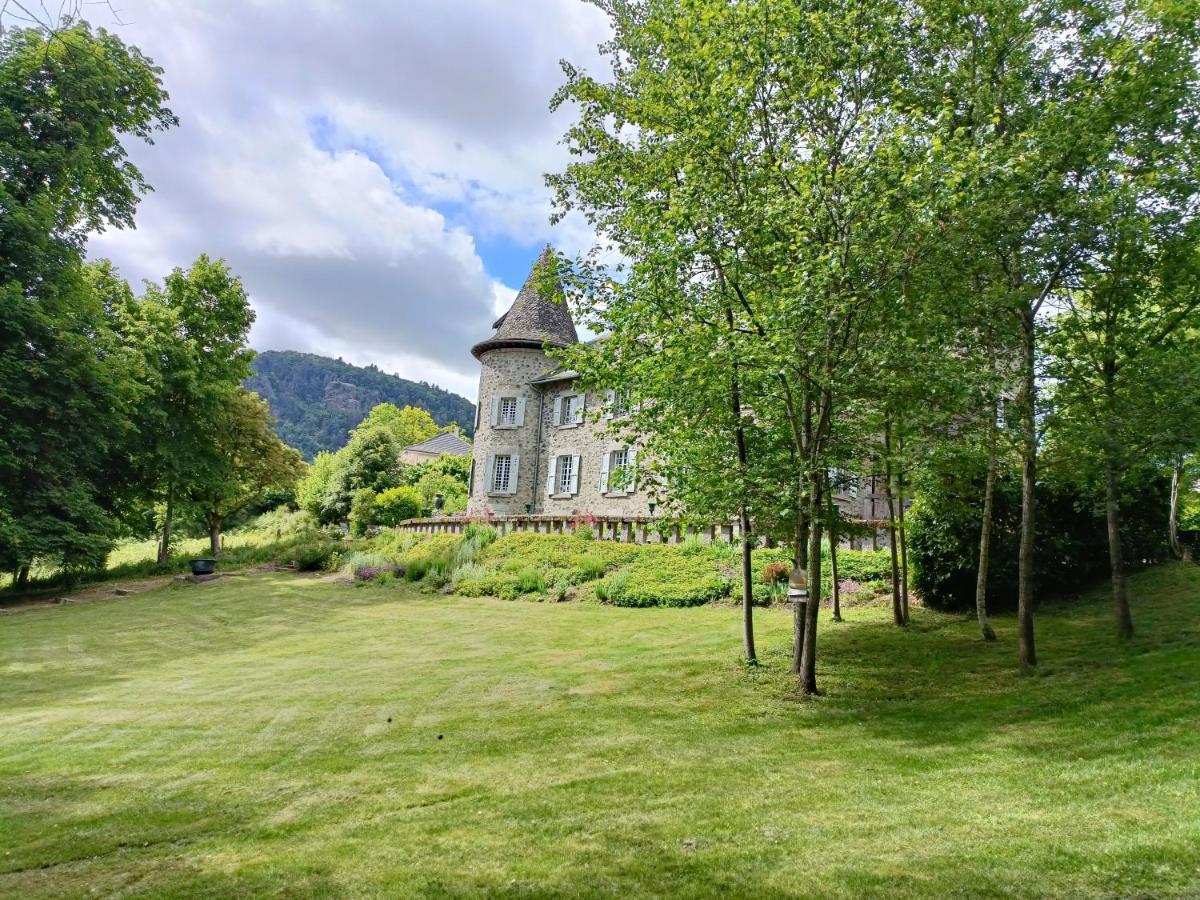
xmin=2 ymin=564 xmax=1198 ymax=898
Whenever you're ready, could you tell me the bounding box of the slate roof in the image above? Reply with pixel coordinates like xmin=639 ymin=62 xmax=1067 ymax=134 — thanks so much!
xmin=404 ymin=431 xmax=471 ymax=457
xmin=471 ymin=246 xmax=578 ymax=359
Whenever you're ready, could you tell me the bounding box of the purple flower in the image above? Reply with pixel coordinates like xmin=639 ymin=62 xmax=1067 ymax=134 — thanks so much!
xmin=839 ymin=578 xmax=861 ymax=594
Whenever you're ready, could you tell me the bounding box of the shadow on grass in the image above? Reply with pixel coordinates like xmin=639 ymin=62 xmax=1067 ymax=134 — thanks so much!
xmin=759 ymin=561 xmax=1200 ymax=755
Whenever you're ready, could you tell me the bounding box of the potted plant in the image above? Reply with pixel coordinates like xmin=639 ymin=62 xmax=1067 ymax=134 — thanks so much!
xmin=190 ymin=558 xmax=217 ymax=576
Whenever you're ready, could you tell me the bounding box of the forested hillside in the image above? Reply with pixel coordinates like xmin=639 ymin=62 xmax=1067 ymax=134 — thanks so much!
xmin=246 ymin=351 xmax=475 ymax=459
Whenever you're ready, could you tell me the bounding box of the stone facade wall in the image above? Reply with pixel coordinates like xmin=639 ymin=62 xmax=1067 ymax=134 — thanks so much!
xmin=466 ymin=347 xmax=555 ymax=516
xmin=467 ymin=352 xmax=653 ymax=518
xmin=538 ymin=383 xmax=653 ymax=518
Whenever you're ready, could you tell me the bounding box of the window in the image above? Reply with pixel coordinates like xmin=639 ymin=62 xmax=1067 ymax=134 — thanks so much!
xmin=546 ymin=453 xmax=580 ymax=497
xmin=491 ymin=396 xmax=524 ymax=428
xmin=600 ymin=447 xmax=636 ymax=494
xmin=557 ymin=455 xmax=575 ymax=494
xmin=499 ymin=397 xmax=518 ymax=426
xmin=557 ymin=394 xmax=583 ymax=426
xmin=605 ymin=390 xmax=632 ymax=419
xmin=492 ymin=455 xmax=512 ymax=492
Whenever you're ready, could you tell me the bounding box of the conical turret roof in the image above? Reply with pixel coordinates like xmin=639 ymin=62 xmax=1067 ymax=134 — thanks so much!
xmin=471 ymin=246 xmax=578 ymax=359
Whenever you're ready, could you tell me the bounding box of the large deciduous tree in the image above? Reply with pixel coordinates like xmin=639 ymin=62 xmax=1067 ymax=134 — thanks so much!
xmin=137 ymin=255 xmax=256 ymax=562
xmin=552 ymin=0 xmax=942 ymax=691
xmin=187 ymin=391 xmax=306 ymax=555
xmin=0 ymin=23 xmax=174 ymax=581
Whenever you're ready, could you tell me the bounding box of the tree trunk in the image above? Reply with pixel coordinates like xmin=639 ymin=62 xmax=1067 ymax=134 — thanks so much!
xmin=828 ymin=486 xmax=842 ymax=623
xmin=975 ymin=401 xmax=999 ymax=642
xmin=791 ymin=493 xmax=809 ymax=674
xmin=883 ymin=445 xmax=904 ymax=626
xmin=15 ymin=564 xmax=29 ymax=591
xmin=725 ymin=300 xmax=757 ymax=666
xmin=158 ymin=482 xmax=175 ymax=564
xmin=740 ymin=506 xmax=756 ymax=664
xmin=1104 ymin=450 xmax=1134 ymax=640
xmin=798 ymin=473 xmax=824 ymax=694
xmin=895 ymin=464 xmax=910 ymax=623
xmin=209 ymin=515 xmax=223 ymax=557
xmin=1017 ymin=310 xmax=1037 ymax=673
xmin=1169 ymin=455 xmax=1184 ymax=559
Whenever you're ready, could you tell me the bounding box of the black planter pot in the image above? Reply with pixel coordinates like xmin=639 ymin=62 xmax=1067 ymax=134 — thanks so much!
xmin=190 ymin=558 xmax=217 ymax=576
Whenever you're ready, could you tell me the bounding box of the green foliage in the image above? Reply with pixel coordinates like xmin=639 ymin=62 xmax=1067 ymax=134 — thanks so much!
xmin=395 ymin=534 xmax=461 ymax=582
xmin=286 ymin=534 xmax=343 ymax=573
xmin=600 ymin=549 xmax=732 ymax=608
xmin=463 ymin=522 xmax=497 ymax=544
xmin=348 ymin=488 xmax=377 ymax=537
xmin=374 ymin=486 xmax=423 ymax=526
xmin=573 ymin=525 xmax=594 ymax=541
xmin=186 ymin=389 xmax=306 ymax=547
xmin=414 ymin=470 xmax=468 ymax=515
xmin=909 ymin=467 xmax=1170 ymax=612
xmin=290 ymin=404 xmax=470 ymax=529
xmin=353 ymin=403 xmax=439 ymax=450
xmin=569 ymin=554 xmax=610 ymax=584
xmin=295 ymin=451 xmax=340 ymax=523
xmin=0 ymin=23 xmax=175 ymax=576
xmin=832 ymin=549 xmax=893 ymax=585
xmin=244 ymin=351 xmax=474 ymax=460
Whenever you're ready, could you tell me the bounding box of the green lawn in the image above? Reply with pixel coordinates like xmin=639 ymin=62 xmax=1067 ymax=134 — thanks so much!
xmin=2 ymin=565 xmax=1199 ymax=898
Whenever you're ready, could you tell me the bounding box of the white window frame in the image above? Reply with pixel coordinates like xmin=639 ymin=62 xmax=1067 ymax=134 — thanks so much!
xmin=546 ymin=451 xmax=581 ymax=497
xmin=604 ymin=389 xmax=632 ymax=420
xmin=601 ymin=446 xmax=636 ymax=496
xmin=491 ymin=395 xmax=525 ymax=429
xmin=499 ymin=397 xmax=518 ymax=426
xmin=557 ymin=455 xmax=575 ymax=494
xmin=486 ymin=452 xmax=519 ymax=495
xmin=556 ymin=393 xmax=584 ymax=427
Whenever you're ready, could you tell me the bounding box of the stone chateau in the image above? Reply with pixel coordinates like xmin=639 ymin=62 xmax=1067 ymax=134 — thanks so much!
xmin=466 ymin=248 xmax=891 ymax=533
xmin=466 ymin=248 xmax=653 ymax=518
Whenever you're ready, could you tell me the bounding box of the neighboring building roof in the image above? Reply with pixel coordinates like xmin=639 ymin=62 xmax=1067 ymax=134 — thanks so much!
xmin=404 ymin=431 xmax=471 ymax=457
xmin=471 ymin=246 xmax=579 ymax=359
xmin=529 ymin=368 xmax=579 ymax=385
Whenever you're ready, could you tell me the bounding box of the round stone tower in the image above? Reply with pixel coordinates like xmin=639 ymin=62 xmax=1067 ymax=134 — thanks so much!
xmin=467 ymin=247 xmax=579 ymax=516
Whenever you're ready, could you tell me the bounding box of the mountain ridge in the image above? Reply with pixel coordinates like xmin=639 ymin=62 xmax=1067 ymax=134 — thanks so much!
xmin=245 ymin=350 xmax=476 ymax=460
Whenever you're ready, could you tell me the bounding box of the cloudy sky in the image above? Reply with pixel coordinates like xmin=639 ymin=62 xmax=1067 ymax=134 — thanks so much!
xmin=71 ymin=0 xmax=611 ymax=398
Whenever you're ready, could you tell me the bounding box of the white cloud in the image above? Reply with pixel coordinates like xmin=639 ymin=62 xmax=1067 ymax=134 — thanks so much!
xmin=77 ymin=0 xmax=611 ymax=398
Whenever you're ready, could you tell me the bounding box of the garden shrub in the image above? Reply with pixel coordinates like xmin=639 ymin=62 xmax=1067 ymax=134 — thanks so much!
xmin=349 ymin=488 xmax=377 ymax=537
xmin=595 ymin=570 xmax=631 ymax=603
xmin=600 ymin=547 xmax=732 ymax=608
xmin=567 ymin=553 xmax=610 ymax=584
xmin=395 ymin=533 xmax=460 ymax=582
xmin=574 ymin=524 xmax=594 ymax=541
xmin=464 ymin=522 xmax=497 ymax=544
xmin=366 ymin=529 xmax=423 ymax=559
xmin=344 ymin=551 xmax=395 ymax=579
xmin=374 ymin=486 xmax=424 ymax=526
xmin=481 ymin=533 xmax=642 ymax=574
xmin=285 ymin=532 xmax=343 ymax=571
xmin=908 ymin=464 xmax=1169 ymax=611
xmin=832 ymin=549 xmax=892 ymax=584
